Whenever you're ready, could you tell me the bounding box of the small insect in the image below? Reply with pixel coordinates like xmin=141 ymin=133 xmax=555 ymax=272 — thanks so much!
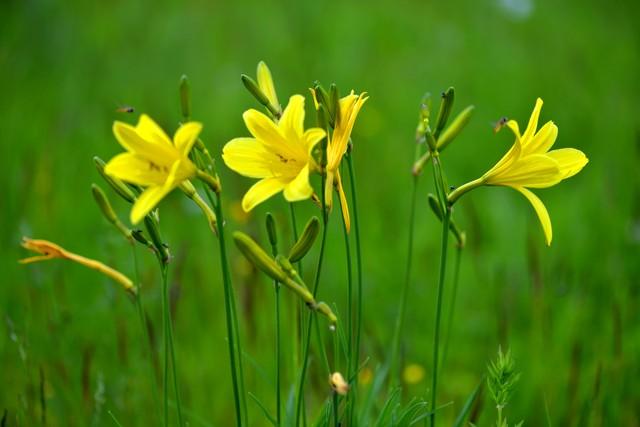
xmin=492 ymin=116 xmax=509 ymax=133
xmin=115 ymin=105 xmax=135 ymax=113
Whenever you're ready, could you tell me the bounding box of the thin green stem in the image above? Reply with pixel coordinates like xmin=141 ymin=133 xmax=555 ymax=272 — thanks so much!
xmin=390 ymin=175 xmax=419 ymax=387
xmin=269 ymin=239 xmax=282 ymax=427
xmin=160 ymin=262 xmax=170 ymax=427
xmin=440 ymin=246 xmax=463 ymax=375
xmin=338 ymin=193 xmax=353 ymax=378
xmin=213 ymin=194 xmax=247 ymax=426
xmin=346 ymin=153 xmax=363 ymax=426
xmin=161 ymin=263 xmax=184 ymax=427
xmin=131 ymin=245 xmax=160 ymax=424
xmin=429 ymin=207 xmax=451 ymax=427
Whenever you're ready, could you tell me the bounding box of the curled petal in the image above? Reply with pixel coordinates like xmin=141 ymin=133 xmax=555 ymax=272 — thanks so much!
xmin=336 ymin=171 xmax=351 ymax=233
xmin=130 ymin=184 xmax=173 ymax=224
xmin=174 ymin=122 xmax=203 ymax=156
xmin=522 ymin=98 xmax=543 ymax=141
xmin=514 ymin=186 xmax=552 ymax=246
xmin=524 ymin=121 xmax=558 ymax=155
xmin=241 ymin=178 xmax=286 ymax=212
xmin=257 ymin=61 xmax=279 ymax=108
xmin=546 ymin=148 xmax=589 ymax=180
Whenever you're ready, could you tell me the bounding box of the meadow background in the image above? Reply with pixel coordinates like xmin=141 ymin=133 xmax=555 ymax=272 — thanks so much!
xmin=1 ymin=0 xmax=639 ymax=425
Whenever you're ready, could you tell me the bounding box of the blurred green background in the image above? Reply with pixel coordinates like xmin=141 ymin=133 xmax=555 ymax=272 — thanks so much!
xmin=2 ymin=0 xmax=639 ymax=425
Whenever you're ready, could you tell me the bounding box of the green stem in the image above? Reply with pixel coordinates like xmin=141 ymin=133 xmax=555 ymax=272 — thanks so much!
xmin=389 ymin=175 xmax=418 ymax=387
xmin=131 ymin=245 xmax=160 ymax=424
xmin=346 ymin=153 xmax=363 ymax=426
xmin=161 ymin=263 xmax=184 ymax=427
xmin=160 ymin=262 xmax=170 ymax=427
xmin=214 ymin=194 xmax=247 ymax=426
xmin=338 ymin=193 xmax=353 ymax=379
xmin=269 ymin=239 xmax=281 ymax=427
xmin=447 ymin=177 xmax=484 ymax=205
xmin=429 ymin=207 xmax=451 ymax=427
xmin=440 ymin=245 xmax=463 ymax=375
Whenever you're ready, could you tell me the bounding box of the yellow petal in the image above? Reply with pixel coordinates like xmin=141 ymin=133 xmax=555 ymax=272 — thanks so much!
xmin=223 ymin=137 xmax=279 ymax=178
xmin=279 ymin=95 xmax=305 ymax=140
xmin=524 ymin=121 xmax=558 ymax=155
xmin=546 ymin=148 xmax=589 ymax=180
xmin=513 ymin=186 xmax=552 ymax=246
xmin=257 ymin=61 xmax=279 ymax=108
xmin=113 ymin=120 xmax=177 ymax=161
xmin=336 ymin=171 xmax=351 ymax=233
xmin=166 ymin=158 xmax=196 ymax=187
xmin=130 ymin=184 xmax=173 ymax=224
xmin=136 ymin=114 xmax=173 ymax=148
xmin=283 ymin=164 xmax=313 ymax=201
xmin=327 ymin=92 xmax=367 ymax=171
xmin=488 ymin=154 xmax=562 ymax=188
xmin=324 ymin=170 xmax=335 ymax=210
xmin=522 ymin=98 xmax=543 ymax=142
xmin=303 ymin=128 xmax=326 ymax=154
xmin=174 ymin=122 xmax=203 ymax=156
xmin=241 ymin=178 xmax=286 ymax=212
xmin=105 ymin=152 xmax=168 ymax=186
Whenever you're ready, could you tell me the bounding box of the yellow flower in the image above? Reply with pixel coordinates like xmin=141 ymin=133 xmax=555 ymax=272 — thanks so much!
xmin=19 ymin=237 xmax=136 ymax=294
xmin=449 ymin=98 xmax=588 ymax=245
xmin=329 ymin=372 xmax=350 ymax=396
xmin=256 ymin=61 xmax=280 ymax=112
xmin=104 ymin=114 xmax=202 ymax=224
xmin=312 ymin=90 xmax=368 ymax=232
xmin=223 ymin=95 xmax=326 ymax=212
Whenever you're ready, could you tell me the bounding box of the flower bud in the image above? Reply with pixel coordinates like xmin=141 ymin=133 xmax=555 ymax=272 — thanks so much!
xmin=144 ymin=216 xmax=170 ymax=264
xmin=233 ymin=232 xmax=286 ymax=282
xmin=433 ymin=87 xmax=455 ymax=139
xmin=241 ymin=74 xmax=280 ymax=118
xmin=288 ymin=216 xmax=320 ymax=262
xmin=265 ymin=212 xmax=277 ymax=250
xmin=91 ymin=184 xmax=132 ymax=240
xmin=179 ymin=74 xmax=191 ymax=121
xmin=437 ymin=105 xmax=474 ymax=151
xmin=314 ymin=301 xmax=338 ymax=325
xmin=329 ymin=83 xmax=340 ymax=126
xmin=93 ymin=156 xmax=137 ymax=204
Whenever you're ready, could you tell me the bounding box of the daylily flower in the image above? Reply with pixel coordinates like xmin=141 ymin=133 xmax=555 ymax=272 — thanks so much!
xmin=19 ymin=237 xmax=136 ymax=294
xmin=256 ymin=61 xmax=280 ymax=113
xmin=311 ymin=90 xmax=368 ymax=232
xmin=223 ymin=95 xmax=326 ymax=212
xmin=448 ymin=98 xmax=588 ymax=245
xmin=104 ymin=115 xmax=202 ymax=224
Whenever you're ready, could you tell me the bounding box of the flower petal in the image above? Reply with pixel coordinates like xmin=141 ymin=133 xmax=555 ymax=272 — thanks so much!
xmin=524 ymin=121 xmax=558 ymax=155
xmin=513 ymin=186 xmax=552 ymax=246
xmin=130 ymin=184 xmax=173 ymax=224
xmin=283 ymin=164 xmax=313 ymax=201
xmin=488 ymin=154 xmax=562 ymax=188
xmin=113 ymin=120 xmax=177 ymax=162
xmin=546 ymin=148 xmax=589 ymax=180
xmin=327 ymin=92 xmax=367 ymax=170
xmin=174 ymin=122 xmax=203 ymax=155
xmin=522 ymin=98 xmax=543 ymax=142
xmin=279 ymin=95 xmax=305 ymax=141
xmin=257 ymin=61 xmax=279 ymax=108
xmin=105 ymin=152 xmax=168 ymax=186
xmin=336 ymin=170 xmax=351 ymax=233
xmin=222 ymin=137 xmax=280 ymax=178
xmin=136 ymin=114 xmax=173 ymax=148
xmin=242 ymin=178 xmax=286 ymax=211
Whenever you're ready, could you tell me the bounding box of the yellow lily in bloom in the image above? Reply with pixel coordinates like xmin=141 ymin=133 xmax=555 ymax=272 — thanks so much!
xmin=19 ymin=237 xmax=136 ymax=294
xmin=312 ymin=90 xmax=368 ymax=232
xmin=448 ymin=98 xmax=588 ymax=245
xmin=104 ymin=115 xmax=202 ymax=224
xmin=223 ymin=95 xmax=326 ymax=212
xmin=256 ymin=61 xmax=280 ymax=112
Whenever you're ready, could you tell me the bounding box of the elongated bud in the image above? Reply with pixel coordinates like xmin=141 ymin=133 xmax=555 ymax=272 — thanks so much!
xmin=93 ymin=156 xmax=137 ymax=203
xmin=179 ymin=74 xmax=191 ymax=121
xmin=288 ymin=216 xmax=320 ymax=262
xmin=329 ymin=83 xmax=340 ymax=126
xmin=437 ymin=105 xmax=474 ymax=151
xmin=314 ymin=83 xmax=334 ymax=126
xmin=91 ymin=184 xmax=132 ymax=240
xmin=180 ymin=182 xmax=218 ymax=234
xmin=428 ymin=193 xmax=444 ymax=221
xmin=314 ymin=301 xmax=338 ymax=326
xmin=233 ymin=232 xmax=286 ymax=282
xmin=416 ymin=92 xmax=432 ymax=138
xmin=131 ymin=229 xmax=156 ymax=253
xmin=316 ymin=103 xmax=329 ymax=132
xmin=433 ymin=87 xmax=455 ymax=139
xmin=329 ymin=372 xmax=350 ymax=395
xmin=256 ymin=61 xmax=280 ymax=112
xmin=144 ymin=216 xmax=170 ymax=264
xmin=425 ymin=128 xmax=438 ymax=153
xmin=241 ymin=74 xmax=280 ymax=118
xmin=265 ymin=212 xmax=277 ymax=250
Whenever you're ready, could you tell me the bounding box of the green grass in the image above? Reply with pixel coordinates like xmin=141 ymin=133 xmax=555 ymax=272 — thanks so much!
xmin=1 ymin=0 xmax=639 ymax=425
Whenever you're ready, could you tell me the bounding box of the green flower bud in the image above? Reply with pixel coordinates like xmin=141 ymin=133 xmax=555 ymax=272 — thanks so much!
xmin=241 ymin=74 xmax=280 ymax=118
xmin=93 ymin=156 xmax=137 ymax=204
xmin=179 ymin=74 xmax=191 ymax=121
xmin=433 ymin=87 xmax=455 ymax=139
xmin=288 ymin=216 xmax=320 ymax=262
xmin=265 ymin=212 xmax=277 ymax=250
xmin=144 ymin=216 xmax=170 ymax=264
xmin=233 ymin=232 xmax=286 ymax=282
xmin=91 ymin=184 xmax=132 ymax=241
xmin=437 ymin=105 xmax=474 ymax=151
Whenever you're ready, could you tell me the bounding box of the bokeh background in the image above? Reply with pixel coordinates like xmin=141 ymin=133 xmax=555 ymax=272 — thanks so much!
xmin=2 ymin=0 xmax=639 ymax=425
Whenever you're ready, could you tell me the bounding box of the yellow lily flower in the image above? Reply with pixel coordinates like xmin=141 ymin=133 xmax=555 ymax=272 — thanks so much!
xmin=223 ymin=95 xmax=326 ymax=212
xmin=104 ymin=114 xmax=202 ymax=224
xmin=312 ymin=90 xmax=368 ymax=232
xmin=448 ymin=98 xmax=588 ymax=245
xmin=19 ymin=237 xmax=136 ymax=294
